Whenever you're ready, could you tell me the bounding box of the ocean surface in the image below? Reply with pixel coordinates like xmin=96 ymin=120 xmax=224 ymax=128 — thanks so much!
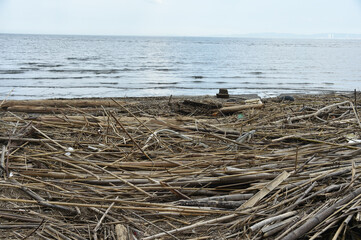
xmin=0 ymin=34 xmax=361 ymax=100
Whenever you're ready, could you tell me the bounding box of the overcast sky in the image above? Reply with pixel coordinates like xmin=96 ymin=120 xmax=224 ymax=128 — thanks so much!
xmin=0 ymin=0 xmax=360 ymax=36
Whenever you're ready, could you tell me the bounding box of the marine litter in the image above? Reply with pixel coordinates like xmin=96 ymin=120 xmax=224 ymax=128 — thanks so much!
xmin=1 ymin=92 xmax=361 ymax=239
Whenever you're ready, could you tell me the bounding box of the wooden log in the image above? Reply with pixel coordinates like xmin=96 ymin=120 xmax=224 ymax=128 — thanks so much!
xmin=1 ymin=99 xmax=128 ymax=108
xmin=10 ymin=115 xmax=195 ymax=125
xmin=219 ymin=103 xmax=264 ymax=114
xmin=4 ymin=105 xmax=70 ymax=113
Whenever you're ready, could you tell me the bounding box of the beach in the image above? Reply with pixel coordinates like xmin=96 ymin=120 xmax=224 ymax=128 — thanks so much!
xmin=2 ymin=0 xmax=361 ymax=238
xmin=1 ymin=92 xmax=361 ymax=239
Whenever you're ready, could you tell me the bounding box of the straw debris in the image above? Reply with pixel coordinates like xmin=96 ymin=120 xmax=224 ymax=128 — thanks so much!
xmin=1 ymin=93 xmax=361 ymax=239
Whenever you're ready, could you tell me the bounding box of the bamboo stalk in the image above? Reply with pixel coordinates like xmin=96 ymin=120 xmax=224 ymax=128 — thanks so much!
xmin=250 ymin=211 xmax=298 ymax=232
xmin=1 ymin=94 xmax=361 ymax=239
xmin=281 ymin=187 xmax=361 ymax=240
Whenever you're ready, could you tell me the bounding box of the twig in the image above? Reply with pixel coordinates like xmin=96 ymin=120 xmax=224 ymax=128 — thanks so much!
xmin=22 ymin=219 xmax=45 ymax=240
xmin=0 ymin=88 xmax=14 ymax=108
xmin=93 ymin=197 xmax=118 ymax=238
xmin=108 ymin=111 xmax=153 ymax=162
xmin=10 ymin=179 xmax=77 ymax=214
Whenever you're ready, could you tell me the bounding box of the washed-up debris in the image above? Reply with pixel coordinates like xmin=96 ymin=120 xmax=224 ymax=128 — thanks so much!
xmin=278 ymin=95 xmax=295 ymax=102
xmin=0 ymin=93 xmax=361 ymax=239
xmin=219 ymin=99 xmax=263 ymax=114
xmin=216 ymin=88 xmax=230 ymax=98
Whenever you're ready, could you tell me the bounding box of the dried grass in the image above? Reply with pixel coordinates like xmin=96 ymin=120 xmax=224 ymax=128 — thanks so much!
xmin=0 ymin=93 xmax=361 ymax=239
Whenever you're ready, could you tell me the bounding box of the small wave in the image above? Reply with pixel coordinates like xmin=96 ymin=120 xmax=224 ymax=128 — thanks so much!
xmin=66 ymin=57 xmax=100 ymax=61
xmin=192 ymin=76 xmax=204 ymax=79
xmin=148 ymin=82 xmax=178 ymax=85
xmin=48 ymin=69 xmax=120 ymax=74
xmin=109 ymin=76 xmax=124 ymax=79
xmin=249 ymin=71 xmax=263 ymax=75
xmin=0 ymin=76 xmax=95 ymax=80
xmin=253 ymin=82 xmax=267 ymax=85
xmin=192 ymin=80 xmax=204 ymax=83
xmin=0 ymin=70 xmax=25 ymax=74
xmin=33 ymin=76 xmax=92 ymax=80
xmin=220 ymin=76 xmax=246 ymax=79
xmin=254 ymin=76 xmax=268 ymax=78
xmin=21 ymin=63 xmax=62 ymax=68
xmin=19 ymin=67 xmax=40 ymax=71
xmin=287 ymin=82 xmax=312 ymax=85
xmin=121 ymin=68 xmax=133 ymax=72
xmin=155 ymin=68 xmax=178 ymax=72
xmin=100 ymin=82 xmax=118 ymax=85
xmin=36 ymin=64 xmax=63 ymax=68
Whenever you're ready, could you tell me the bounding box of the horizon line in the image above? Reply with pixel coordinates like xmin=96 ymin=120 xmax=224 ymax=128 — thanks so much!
xmin=1 ymin=32 xmax=361 ymax=39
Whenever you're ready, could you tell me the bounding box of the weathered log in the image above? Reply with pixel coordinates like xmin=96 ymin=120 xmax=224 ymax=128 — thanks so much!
xmin=219 ymin=103 xmax=264 ymax=113
xmin=4 ymin=105 xmax=70 ymax=113
xmin=1 ymin=99 xmax=127 ymax=108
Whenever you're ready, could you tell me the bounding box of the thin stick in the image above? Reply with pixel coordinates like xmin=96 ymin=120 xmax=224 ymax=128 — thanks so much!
xmin=132 ymin=211 xmax=180 ymax=240
xmin=94 ymin=197 xmax=118 ymax=234
xmin=108 ymin=111 xmax=153 ymax=162
xmin=111 ymin=98 xmax=173 ymax=152
xmin=10 ymin=179 xmax=77 ymax=214
xmin=0 ymin=145 xmax=6 ymax=179
xmin=22 ymin=219 xmax=45 ymax=240
xmin=0 ymin=88 xmax=14 ymax=108
xmin=32 ymin=125 xmax=66 ymax=150
xmin=144 ymin=171 xmax=290 ymax=240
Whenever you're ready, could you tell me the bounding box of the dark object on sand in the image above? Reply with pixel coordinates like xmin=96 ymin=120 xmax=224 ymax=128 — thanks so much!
xmin=217 ymin=89 xmax=229 ymax=98
xmin=279 ymin=95 xmax=295 ymax=102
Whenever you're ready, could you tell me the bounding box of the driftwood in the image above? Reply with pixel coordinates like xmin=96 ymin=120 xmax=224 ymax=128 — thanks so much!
xmin=219 ymin=103 xmax=264 ymax=113
xmin=275 ymin=100 xmax=361 ymax=129
xmin=1 ymin=99 xmax=127 ymax=108
xmin=0 ymin=93 xmax=361 ymax=239
xmin=3 ymin=105 xmax=70 ymax=113
xmin=281 ymin=187 xmax=361 ymax=240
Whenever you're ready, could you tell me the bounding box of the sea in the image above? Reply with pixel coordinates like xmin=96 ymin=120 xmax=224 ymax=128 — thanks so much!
xmin=0 ymin=34 xmax=361 ymax=100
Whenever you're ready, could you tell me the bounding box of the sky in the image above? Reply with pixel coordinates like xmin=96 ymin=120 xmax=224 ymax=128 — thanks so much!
xmin=0 ymin=0 xmax=360 ymax=36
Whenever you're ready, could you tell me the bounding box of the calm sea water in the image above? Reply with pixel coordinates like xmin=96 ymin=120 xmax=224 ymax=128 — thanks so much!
xmin=0 ymin=34 xmax=361 ymax=99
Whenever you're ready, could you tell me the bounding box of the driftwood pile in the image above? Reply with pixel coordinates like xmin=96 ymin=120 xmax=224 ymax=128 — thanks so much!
xmin=1 ymin=93 xmax=361 ymax=239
